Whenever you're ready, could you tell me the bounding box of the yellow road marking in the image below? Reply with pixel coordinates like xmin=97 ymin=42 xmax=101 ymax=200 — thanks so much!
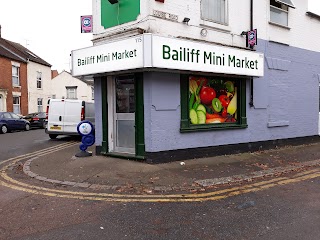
xmin=0 ymin=142 xmax=78 ymax=166
xmin=2 ymin=167 xmax=319 ymax=199
xmin=0 ymin=167 xmax=319 ymax=202
xmin=1 ymin=171 xmax=319 ymax=202
xmin=0 ymin=171 xmax=287 ymax=198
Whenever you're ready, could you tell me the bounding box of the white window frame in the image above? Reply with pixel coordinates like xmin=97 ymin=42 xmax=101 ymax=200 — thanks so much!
xmin=269 ymin=0 xmax=295 ymax=27
xmin=201 ymin=0 xmax=228 ymax=25
xmin=12 ymin=65 xmax=20 ymax=86
xmin=37 ymin=98 xmax=43 ymax=112
xmin=37 ymin=71 xmax=42 ymax=89
xmin=66 ymin=87 xmax=77 ymax=99
xmin=13 ymin=96 xmax=20 ymax=114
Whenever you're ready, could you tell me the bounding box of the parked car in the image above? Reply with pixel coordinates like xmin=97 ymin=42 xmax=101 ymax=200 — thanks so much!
xmin=23 ymin=112 xmax=47 ymax=129
xmin=0 ymin=112 xmax=30 ymax=134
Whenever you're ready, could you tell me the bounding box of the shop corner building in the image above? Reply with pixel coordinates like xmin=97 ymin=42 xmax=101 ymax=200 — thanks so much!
xmin=72 ymin=0 xmax=320 ymax=163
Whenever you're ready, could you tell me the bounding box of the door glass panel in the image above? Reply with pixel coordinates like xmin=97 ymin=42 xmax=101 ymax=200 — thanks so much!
xmin=116 ymin=78 xmax=135 ymax=113
xmin=116 ymin=120 xmax=135 ymax=148
xmin=114 ymin=76 xmax=135 ymax=153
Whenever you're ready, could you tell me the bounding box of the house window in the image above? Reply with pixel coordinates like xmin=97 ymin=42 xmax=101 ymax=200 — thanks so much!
xmin=37 ymin=71 xmax=42 ymax=89
xmin=180 ymin=75 xmax=247 ymax=132
xmin=12 ymin=65 xmax=20 ymax=86
xmin=13 ymin=96 xmax=20 ymax=114
xmin=201 ymin=0 xmax=228 ymax=25
xmin=270 ymin=0 xmax=295 ymax=27
xmin=37 ymin=98 xmax=43 ymax=112
xmin=66 ymin=87 xmax=77 ymax=99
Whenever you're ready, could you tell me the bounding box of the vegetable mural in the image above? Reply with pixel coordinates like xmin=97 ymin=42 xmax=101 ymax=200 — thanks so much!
xmin=189 ymin=76 xmax=237 ymax=125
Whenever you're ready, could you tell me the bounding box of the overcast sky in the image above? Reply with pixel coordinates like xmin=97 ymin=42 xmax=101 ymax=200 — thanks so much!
xmin=0 ymin=0 xmax=319 ymax=73
xmin=0 ymin=0 xmax=92 ymax=73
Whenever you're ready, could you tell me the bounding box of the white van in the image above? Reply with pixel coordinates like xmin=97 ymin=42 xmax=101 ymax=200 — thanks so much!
xmin=45 ymin=99 xmax=95 ymax=139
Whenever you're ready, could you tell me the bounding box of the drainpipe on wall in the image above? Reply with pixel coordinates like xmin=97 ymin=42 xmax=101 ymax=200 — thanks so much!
xmin=249 ymin=0 xmax=254 ymax=107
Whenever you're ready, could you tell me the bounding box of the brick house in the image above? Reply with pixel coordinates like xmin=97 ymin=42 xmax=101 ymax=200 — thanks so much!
xmin=4 ymin=39 xmax=52 ymax=114
xmin=0 ymin=37 xmax=28 ymax=115
xmin=0 ymin=34 xmax=51 ymax=115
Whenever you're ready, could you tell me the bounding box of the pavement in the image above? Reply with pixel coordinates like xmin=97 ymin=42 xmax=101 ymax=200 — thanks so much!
xmin=22 ymin=140 xmax=320 ymax=194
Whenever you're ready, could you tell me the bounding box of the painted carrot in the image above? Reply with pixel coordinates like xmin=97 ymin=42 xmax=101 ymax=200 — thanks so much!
xmin=205 ymin=113 xmax=221 ymax=119
xmin=205 ymin=117 xmax=226 ymax=124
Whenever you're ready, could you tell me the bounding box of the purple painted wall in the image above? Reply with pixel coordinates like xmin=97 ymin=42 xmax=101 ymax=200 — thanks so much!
xmin=144 ymin=40 xmax=320 ymax=152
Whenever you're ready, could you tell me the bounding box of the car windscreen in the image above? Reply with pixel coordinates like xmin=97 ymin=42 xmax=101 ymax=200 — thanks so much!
xmin=26 ymin=113 xmax=46 ymax=118
xmin=37 ymin=112 xmax=46 ymax=118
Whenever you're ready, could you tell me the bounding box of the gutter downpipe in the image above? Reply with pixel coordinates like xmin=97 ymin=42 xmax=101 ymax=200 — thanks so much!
xmin=249 ymin=0 xmax=254 ymax=107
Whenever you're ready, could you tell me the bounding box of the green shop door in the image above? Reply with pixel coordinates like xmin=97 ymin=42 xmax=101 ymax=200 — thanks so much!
xmin=108 ymin=76 xmax=135 ymax=154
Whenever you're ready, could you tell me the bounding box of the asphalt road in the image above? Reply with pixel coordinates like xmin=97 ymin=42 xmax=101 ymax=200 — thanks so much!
xmin=0 ymin=128 xmax=79 ymax=161
xmin=0 ymin=130 xmax=319 ymax=240
xmin=0 ymin=128 xmax=51 ymax=161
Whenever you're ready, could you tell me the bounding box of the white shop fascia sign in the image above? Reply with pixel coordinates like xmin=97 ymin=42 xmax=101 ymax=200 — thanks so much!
xmin=72 ymin=34 xmax=264 ymax=77
xmin=72 ymin=37 xmax=144 ymax=76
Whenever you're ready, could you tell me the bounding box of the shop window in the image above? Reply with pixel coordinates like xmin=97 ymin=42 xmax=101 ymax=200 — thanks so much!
xmin=270 ymin=0 xmax=295 ymax=27
xmin=180 ymin=75 xmax=247 ymax=132
xmin=12 ymin=65 xmax=20 ymax=86
xmin=13 ymin=96 xmax=20 ymax=114
xmin=201 ymin=0 xmax=228 ymax=25
xmin=37 ymin=71 xmax=42 ymax=89
xmin=37 ymin=98 xmax=43 ymax=112
xmin=66 ymin=87 xmax=77 ymax=99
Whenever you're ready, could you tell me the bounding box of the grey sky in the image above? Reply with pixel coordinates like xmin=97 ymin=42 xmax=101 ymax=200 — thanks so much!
xmin=0 ymin=0 xmax=92 ymax=72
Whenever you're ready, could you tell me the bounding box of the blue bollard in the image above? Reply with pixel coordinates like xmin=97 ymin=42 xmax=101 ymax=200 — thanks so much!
xmin=75 ymin=120 xmax=95 ymax=157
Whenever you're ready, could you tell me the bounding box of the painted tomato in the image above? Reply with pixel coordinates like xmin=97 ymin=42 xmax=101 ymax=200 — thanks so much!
xmin=218 ymin=95 xmax=230 ymax=108
xmin=200 ymin=86 xmax=216 ymax=105
xmin=196 ymin=77 xmax=208 ymax=87
xmin=221 ymin=108 xmax=228 ymax=118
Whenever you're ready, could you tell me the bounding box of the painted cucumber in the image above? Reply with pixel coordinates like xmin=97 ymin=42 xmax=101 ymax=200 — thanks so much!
xmin=197 ymin=110 xmax=206 ymax=124
xmin=190 ymin=109 xmax=198 ymax=124
xmin=196 ymin=104 xmax=206 ymax=114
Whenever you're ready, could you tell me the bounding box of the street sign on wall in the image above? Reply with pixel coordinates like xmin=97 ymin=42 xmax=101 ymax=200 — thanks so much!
xmin=81 ymin=15 xmax=92 ymax=33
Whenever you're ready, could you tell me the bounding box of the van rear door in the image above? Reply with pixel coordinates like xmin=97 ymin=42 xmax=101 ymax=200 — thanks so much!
xmin=63 ymin=100 xmax=82 ymax=133
xmin=47 ymin=100 xmax=65 ymax=133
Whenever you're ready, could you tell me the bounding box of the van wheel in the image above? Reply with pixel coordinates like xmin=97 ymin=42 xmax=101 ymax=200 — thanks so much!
xmin=25 ymin=124 xmax=30 ymax=131
xmin=49 ymin=134 xmax=57 ymax=139
xmin=0 ymin=125 xmax=8 ymax=134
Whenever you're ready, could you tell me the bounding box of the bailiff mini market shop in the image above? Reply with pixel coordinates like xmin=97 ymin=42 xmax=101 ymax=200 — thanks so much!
xmin=72 ymin=33 xmax=265 ymax=163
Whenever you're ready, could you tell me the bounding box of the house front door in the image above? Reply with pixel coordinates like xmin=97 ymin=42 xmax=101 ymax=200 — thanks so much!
xmin=0 ymin=94 xmax=5 ymax=112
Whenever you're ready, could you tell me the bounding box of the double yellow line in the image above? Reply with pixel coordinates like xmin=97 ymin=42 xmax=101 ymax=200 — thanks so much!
xmin=0 ymin=142 xmax=78 ymax=167
xmin=1 ymin=143 xmax=319 ymax=203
